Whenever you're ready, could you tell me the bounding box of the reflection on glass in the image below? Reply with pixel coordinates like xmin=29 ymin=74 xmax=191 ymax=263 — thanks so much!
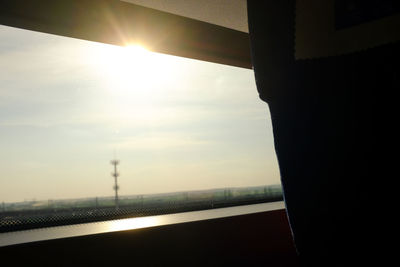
xmin=0 ymin=25 xmax=281 ymax=232
xmin=108 ymin=216 xmax=159 ymax=232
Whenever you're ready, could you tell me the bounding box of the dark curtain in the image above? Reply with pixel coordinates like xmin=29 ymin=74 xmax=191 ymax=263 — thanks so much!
xmin=247 ymin=1 xmax=397 ymax=265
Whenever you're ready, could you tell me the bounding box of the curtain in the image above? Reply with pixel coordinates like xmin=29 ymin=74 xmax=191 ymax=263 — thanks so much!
xmin=247 ymin=1 xmax=396 ymax=265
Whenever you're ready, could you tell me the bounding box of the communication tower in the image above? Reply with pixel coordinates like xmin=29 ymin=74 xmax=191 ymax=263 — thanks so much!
xmin=110 ymin=159 xmax=120 ymax=209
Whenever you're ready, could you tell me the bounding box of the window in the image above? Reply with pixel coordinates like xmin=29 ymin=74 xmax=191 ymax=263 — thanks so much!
xmin=0 ymin=25 xmax=282 ymax=233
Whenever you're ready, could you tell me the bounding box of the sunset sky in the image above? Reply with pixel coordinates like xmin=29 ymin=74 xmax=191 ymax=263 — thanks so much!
xmin=0 ymin=25 xmax=280 ymax=203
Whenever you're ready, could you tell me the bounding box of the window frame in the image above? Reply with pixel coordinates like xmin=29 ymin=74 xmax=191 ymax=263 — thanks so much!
xmin=0 ymin=0 xmax=289 ymax=252
xmin=0 ymin=0 xmax=251 ymax=69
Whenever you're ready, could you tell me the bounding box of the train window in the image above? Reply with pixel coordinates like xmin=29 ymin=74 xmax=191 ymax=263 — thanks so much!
xmin=0 ymin=24 xmax=282 ymax=233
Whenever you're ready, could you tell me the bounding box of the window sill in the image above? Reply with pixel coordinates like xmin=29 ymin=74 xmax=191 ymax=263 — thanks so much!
xmin=0 ymin=201 xmax=285 ymax=247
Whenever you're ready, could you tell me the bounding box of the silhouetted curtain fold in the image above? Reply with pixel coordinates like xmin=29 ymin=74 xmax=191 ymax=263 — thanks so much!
xmin=247 ymin=0 xmax=397 ymax=265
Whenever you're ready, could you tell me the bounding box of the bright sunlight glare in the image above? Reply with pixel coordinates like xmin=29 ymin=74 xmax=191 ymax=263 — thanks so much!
xmin=97 ymin=44 xmax=152 ymax=91
xmin=108 ymin=216 xmax=159 ymax=232
xmin=87 ymin=43 xmax=178 ymax=126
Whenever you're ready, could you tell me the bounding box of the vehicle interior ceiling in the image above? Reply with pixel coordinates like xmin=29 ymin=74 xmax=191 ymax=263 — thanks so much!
xmin=1 ymin=0 xmax=394 ymax=266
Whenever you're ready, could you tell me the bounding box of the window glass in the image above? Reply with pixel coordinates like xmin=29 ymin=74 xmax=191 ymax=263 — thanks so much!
xmin=0 ymin=25 xmax=281 ymax=232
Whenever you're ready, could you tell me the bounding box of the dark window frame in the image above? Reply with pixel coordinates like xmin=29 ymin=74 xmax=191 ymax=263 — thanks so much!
xmin=0 ymin=0 xmax=252 ymax=69
xmin=0 ymin=3 xmax=298 ymax=264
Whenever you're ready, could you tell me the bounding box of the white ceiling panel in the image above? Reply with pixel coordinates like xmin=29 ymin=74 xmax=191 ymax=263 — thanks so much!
xmin=121 ymin=0 xmax=248 ymax=32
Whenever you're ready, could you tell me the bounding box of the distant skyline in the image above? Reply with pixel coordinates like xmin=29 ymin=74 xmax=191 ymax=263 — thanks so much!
xmin=0 ymin=25 xmax=280 ymax=203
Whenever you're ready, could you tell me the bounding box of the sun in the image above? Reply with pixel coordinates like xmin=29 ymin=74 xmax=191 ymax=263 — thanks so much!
xmin=86 ymin=42 xmax=178 ymax=126
xmin=114 ymin=44 xmax=150 ymax=74
xmin=88 ymin=42 xmax=175 ymax=93
xmin=87 ymin=43 xmax=159 ymax=103
xmin=124 ymin=44 xmax=149 ymax=58
xmin=100 ymin=44 xmax=151 ymax=90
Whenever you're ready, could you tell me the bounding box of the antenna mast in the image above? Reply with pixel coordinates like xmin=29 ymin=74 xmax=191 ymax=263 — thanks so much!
xmin=110 ymin=159 xmax=120 ymax=209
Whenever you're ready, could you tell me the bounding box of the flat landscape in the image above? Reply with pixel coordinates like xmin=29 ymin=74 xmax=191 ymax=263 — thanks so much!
xmin=0 ymin=185 xmax=282 ymax=233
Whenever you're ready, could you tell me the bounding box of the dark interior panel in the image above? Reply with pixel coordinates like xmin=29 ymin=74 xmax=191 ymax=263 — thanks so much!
xmin=1 ymin=209 xmax=299 ymax=266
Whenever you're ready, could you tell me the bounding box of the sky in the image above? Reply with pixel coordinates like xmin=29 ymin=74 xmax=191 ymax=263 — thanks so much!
xmin=0 ymin=25 xmax=280 ymax=203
